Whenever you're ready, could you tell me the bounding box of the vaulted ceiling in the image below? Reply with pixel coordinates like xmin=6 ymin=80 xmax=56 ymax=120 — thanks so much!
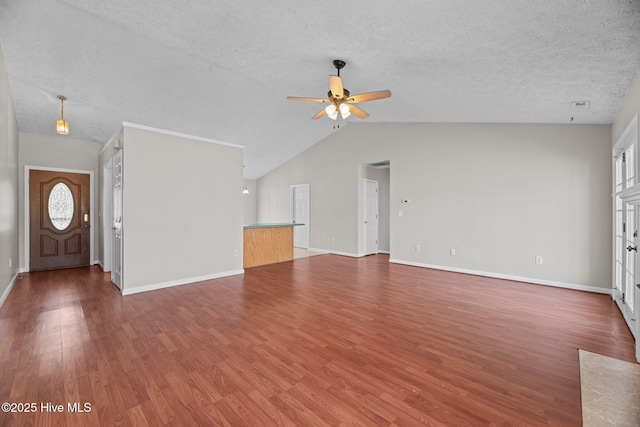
xmin=1 ymin=1 xmax=639 ymax=178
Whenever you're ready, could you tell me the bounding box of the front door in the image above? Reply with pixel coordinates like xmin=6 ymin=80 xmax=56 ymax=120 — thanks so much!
xmin=29 ymin=170 xmax=90 ymax=271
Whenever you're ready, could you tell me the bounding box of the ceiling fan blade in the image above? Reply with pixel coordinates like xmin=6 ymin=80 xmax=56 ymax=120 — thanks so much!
xmin=311 ymin=108 xmax=327 ymax=120
xmin=329 ymin=75 xmax=344 ymax=98
xmin=287 ymin=96 xmax=329 ymax=103
xmin=347 ymin=104 xmax=369 ymax=119
xmin=347 ymin=90 xmax=392 ymax=103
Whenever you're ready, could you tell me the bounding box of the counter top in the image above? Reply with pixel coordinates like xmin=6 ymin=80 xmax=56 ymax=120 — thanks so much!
xmin=243 ymin=223 xmax=304 ymax=229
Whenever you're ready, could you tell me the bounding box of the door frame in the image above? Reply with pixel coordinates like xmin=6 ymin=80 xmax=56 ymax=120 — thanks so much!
xmin=24 ymin=166 xmax=94 ymax=271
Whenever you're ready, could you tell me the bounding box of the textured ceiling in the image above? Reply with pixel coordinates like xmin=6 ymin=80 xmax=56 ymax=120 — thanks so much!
xmin=1 ymin=0 xmax=640 ymax=179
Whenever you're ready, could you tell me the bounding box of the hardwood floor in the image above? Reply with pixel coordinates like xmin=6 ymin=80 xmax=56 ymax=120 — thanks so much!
xmin=0 ymin=254 xmax=635 ymax=426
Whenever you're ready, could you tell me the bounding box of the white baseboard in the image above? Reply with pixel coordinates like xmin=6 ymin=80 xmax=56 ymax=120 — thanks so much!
xmin=388 ymin=259 xmax=611 ymax=295
xmin=0 ymin=272 xmax=19 ymax=308
xmin=95 ymin=262 xmax=111 ymax=273
xmin=122 ymin=269 xmax=245 ymax=296
xmin=308 ymin=248 xmax=363 ymax=258
xmin=307 ymin=248 xmax=389 ymax=257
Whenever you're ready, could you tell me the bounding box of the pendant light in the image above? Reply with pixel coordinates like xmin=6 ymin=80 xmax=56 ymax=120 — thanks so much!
xmin=56 ymin=95 xmax=69 ymax=135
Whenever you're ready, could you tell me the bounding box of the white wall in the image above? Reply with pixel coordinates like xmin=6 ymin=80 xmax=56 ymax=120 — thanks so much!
xmin=17 ymin=132 xmax=102 ymax=271
xmin=613 ymin=70 xmax=640 ymax=143
xmin=0 ymin=41 xmax=19 ymax=306
xmin=257 ymin=123 xmax=612 ymax=290
xmin=243 ymin=179 xmax=257 ymax=224
xmin=120 ymin=125 xmax=244 ymax=294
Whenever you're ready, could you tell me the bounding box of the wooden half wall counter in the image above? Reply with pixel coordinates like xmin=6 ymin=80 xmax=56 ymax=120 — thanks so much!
xmin=243 ymin=223 xmax=303 ymax=268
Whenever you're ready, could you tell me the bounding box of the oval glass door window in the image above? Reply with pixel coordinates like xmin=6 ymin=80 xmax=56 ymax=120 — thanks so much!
xmin=48 ymin=182 xmax=74 ymax=230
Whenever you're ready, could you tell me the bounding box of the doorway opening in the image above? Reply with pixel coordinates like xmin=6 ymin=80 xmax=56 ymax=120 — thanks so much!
xmin=362 ymin=161 xmax=390 ymax=256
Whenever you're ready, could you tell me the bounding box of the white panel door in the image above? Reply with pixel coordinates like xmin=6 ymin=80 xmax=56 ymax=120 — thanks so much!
xmin=363 ymin=179 xmax=378 ymax=255
xmin=102 ymin=160 xmax=113 ymax=272
xmin=613 ymin=131 xmax=638 ymax=340
xmin=111 ymin=151 xmax=123 ymax=289
xmin=291 ymin=184 xmax=309 ymax=248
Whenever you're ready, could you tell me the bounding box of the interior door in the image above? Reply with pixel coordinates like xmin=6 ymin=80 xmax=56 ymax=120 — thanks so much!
xmin=29 ymin=170 xmax=90 ymax=271
xmin=291 ymin=184 xmax=309 ymax=248
xmin=111 ymin=151 xmax=123 ymax=289
xmin=363 ymin=179 xmax=378 ymax=255
xmin=614 ymin=143 xmax=638 ymax=337
xmin=624 ymin=204 xmax=637 ymax=321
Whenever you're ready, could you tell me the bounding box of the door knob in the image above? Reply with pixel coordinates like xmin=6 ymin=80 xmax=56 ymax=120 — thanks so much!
xmin=627 ymin=245 xmax=637 ymax=252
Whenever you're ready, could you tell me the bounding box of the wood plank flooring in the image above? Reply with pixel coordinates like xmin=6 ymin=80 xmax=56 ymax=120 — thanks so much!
xmin=0 ymin=254 xmax=635 ymax=426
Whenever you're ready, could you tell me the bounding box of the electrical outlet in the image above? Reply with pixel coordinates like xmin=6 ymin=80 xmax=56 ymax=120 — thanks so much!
xmin=415 ymin=245 xmax=421 ymax=252
xmin=331 ymin=236 xmax=336 ymax=243
xmin=399 ymin=210 xmax=403 ymax=217
xmin=9 ymin=258 xmax=11 ymax=268
xmin=535 ymin=256 xmax=543 ymax=265
xmin=233 ymin=250 xmax=239 ymax=257
xmin=450 ymin=249 xmax=456 ymax=255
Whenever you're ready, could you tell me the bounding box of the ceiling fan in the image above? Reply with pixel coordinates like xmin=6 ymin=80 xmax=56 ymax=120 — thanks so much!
xmin=287 ymin=59 xmax=391 ymax=121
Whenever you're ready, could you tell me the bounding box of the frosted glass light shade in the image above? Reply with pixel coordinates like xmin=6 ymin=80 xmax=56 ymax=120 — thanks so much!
xmin=339 ymin=103 xmax=351 ymax=119
xmin=56 ymin=119 xmax=69 ymax=135
xmin=325 ymin=104 xmax=338 ymax=120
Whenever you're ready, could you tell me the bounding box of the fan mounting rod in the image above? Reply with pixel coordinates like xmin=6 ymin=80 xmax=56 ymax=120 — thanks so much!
xmin=333 ymin=59 xmax=346 ymax=76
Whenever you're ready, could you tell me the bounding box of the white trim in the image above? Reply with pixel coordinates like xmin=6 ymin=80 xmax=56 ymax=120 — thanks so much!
xmin=122 ymin=122 xmax=244 ymax=149
xmin=388 ymin=259 xmax=611 ymax=294
xmin=612 ymin=114 xmax=638 ymax=155
xmin=99 ymin=131 xmax=117 ymax=156
xmin=378 ymin=250 xmax=390 ymax=254
xmin=619 ymin=183 xmax=640 ymax=205
xmin=0 ymin=272 xmax=18 ymax=308
xmin=121 ymin=269 xmax=244 ymax=296
xmin=24 ymin=166 xmax=95 ymax=272
xmin=308 ymin=247 xmax=363 ymax=258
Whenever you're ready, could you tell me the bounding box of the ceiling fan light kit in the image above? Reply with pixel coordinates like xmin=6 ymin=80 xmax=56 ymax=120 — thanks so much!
xmin=287 ymin=59 xmax=391 ymax=122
